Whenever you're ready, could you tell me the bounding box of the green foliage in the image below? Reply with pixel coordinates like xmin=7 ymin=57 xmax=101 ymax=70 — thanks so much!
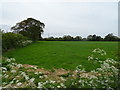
xmin=11 ymin=18 xmax=45 ymax=41
xmin=104 ymin=33 xmax=120 ymax=41
xmin=63 ymin=35 xmax=74 ymax=41
xmin=44 ymin=35 xmax=83 ymax=41
xmin=43 ymin=33 xmax=120 ymax=41
xmin=0 ymin=29 xmax=2 ymax=58
xmin=2 ymin=32 xmax=27 ymax=52
xmin=87 ymin=34 xmax=103 ymax=41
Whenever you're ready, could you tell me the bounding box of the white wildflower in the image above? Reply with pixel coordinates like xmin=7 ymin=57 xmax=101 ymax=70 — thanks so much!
xmin=10 ymin=58 xmax=15 ymax=61
xmin=10 ymin=80 xmax=14 ymax=84
xmin=45 ymin=80 xmax=49 ymax=83
xmin=16 ymin=82 xmax=22 ymax=86
xmin=88 ymin=55 xmax=94 ymax=60
xmin=60 ymin=83 xmax=65 ymax=87
xmin=57 ymin=85 xmax=61 ymax=88
xmin=91 ymin=70 xmax=96 ymax=73
xmin=21 ymin=72 xmax=29 ymax=80
xmin=2 ymin=67 xmax=7 ymax=71
xmin=50 ymin=80 xmax=55 ymax=84
xmin=16 ymin=80 xmax=19 ymax=83
xmin=13 ymin=78 xmax=16 ymax=80
xmin=39 ymin=76 xmax=43 ymax=79
xmin=60 ymin=77 xmax=66 ymax=81
xmin=39 ymin=72 xmax=42 ymax=74
xmin=34 ymin=72 xmax=39 ymax=75
xmin=33 ymin=67 xmax=37 ymax=69
xmin=29 ymin=78 xmax=35 ymax=83
xmin=11 ymin=70 xmax=16 ymax=73
xmin=38 ymin=82 xmax=43 ymax=88
xmin=4 ymin=75 xmax=9 ymax=78
xmin=2 ymin=70 xmax=6 ymax=73
xmin=44 ymin=75 xmax=47 ymax=78
xmin=6 ymin=59 xmax=11 ymax=62
xmin=7 ymin=64 xmax=14 ymax=68
xmin=89 ymin=75 xmax=98 ymax=79
xmin=17 ymin=64 xmax=22 ymax=68
xmin=99 ymin=61 xmax=103 ymax=63
xmin=3 ymin=82 xmax=7 ymax=85
xmin=22 ymin=40 xmax=32 ymax=46
xmin=95 ymin=58 xmax=98 ymax=60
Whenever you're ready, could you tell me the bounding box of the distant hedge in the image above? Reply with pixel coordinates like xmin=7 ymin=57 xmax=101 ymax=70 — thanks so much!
xmin=2 ymin=32 xmax=27 ymax=52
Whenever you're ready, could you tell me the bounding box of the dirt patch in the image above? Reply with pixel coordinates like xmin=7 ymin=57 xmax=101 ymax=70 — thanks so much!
xmin=53 ymin=68 xmax=70 ymax=75
xmin=47 ymin=68 xmax=71 ymax=80
xmin=22 ymin=64 xmax=103 ymax=81
xmin=23 ymin=64 xmax=70 ymax=76
xmin=36 ymin=68 xmax=50 ymax=74
xmin=22 ymin=64 xmax=38 ymax=68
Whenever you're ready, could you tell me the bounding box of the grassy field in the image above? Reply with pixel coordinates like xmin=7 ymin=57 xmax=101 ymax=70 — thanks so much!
xmin=3 ymin=41 xmax=118 ymax=71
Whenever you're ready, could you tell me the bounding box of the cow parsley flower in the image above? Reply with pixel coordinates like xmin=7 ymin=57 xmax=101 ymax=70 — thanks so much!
xmin=33 ymin=67 xmax=37 ymax=69
xmin=2 ymin=67 xmax=7 ymax=71
xmin=16 ymin=82 xmax=22 ymax=86
xmin=29 ymin=78 xmax=35 ymax=83
xmin=34 ymin=72 xmax=39 ymax=75
xmin=39 ymin=76 xmax=43 ymax=79
xmin=37 ymin=82 xmax=43 ymax=88
xmin=11 ymin=70 xmax=16 ymax=73
xmin=17 ymin=64 xmax=22 ymax=68
xmin=57 ymin=85 xmax=61 ymax=88
xmin=88 ymin=55 xmax=94 ymax=60
xmin=44 ymin=75 xmax=47 ymax=78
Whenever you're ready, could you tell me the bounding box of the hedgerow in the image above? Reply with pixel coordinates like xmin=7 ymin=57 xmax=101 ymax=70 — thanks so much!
xmin=2 ymin=32 xmax=32 ymax=52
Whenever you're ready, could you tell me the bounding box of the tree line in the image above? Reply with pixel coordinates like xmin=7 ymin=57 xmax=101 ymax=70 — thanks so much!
xmin=43 ymin=33 xmax=120 ymax=41
xmin=1 ymin=17 xmax=120 ymax=42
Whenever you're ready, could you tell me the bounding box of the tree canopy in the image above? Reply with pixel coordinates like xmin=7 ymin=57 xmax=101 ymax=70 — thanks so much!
xmin=104 ymin=33 xmax=119 ymax=41
xmin=87 ymin=34 xmax=103 ymax=41
xmin=11 ymin=18 xmax=45 ymax=41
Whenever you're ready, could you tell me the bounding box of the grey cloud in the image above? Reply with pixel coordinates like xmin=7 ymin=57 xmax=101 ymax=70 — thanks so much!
xmin=0 ymin=2 xmax=118 ymax=37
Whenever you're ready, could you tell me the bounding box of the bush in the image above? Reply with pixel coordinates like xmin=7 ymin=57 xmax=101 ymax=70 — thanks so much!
xmin=2 ymin=32 xmax=27 ymax=52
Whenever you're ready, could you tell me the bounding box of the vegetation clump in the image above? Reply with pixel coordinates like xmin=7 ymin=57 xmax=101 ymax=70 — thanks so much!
xmin=2 ymin=32 xmax=32 ymax=52
xmin=2 ymin=49 xmax=119 ymax=88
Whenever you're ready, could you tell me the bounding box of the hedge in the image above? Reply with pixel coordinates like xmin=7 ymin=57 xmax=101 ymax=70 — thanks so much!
xmin=2 ymin=32 xmax=27 ymax=52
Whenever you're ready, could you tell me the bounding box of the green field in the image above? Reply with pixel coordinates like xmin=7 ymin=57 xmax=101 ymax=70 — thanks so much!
xmin=3 ymin=41 xmax=118 ymax=71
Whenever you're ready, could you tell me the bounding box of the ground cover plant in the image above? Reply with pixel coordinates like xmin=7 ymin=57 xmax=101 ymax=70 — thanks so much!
xmin=3 ymin=41 xmax=118 ymax=71
xmin=2 ymin=48 xmax=119 ymax=88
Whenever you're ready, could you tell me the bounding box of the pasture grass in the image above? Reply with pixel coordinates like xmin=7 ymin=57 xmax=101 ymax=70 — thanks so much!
xmin=3 ymin=41 xmax=118 ymax=71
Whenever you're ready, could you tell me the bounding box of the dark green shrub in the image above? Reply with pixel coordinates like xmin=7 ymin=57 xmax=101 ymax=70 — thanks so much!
xmin=2 ymin=32 xmax=27 ymax=52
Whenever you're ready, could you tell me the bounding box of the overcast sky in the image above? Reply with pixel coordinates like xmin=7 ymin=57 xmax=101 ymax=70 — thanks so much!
xmin=0 ymin=0 xmax=118 ymax=38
